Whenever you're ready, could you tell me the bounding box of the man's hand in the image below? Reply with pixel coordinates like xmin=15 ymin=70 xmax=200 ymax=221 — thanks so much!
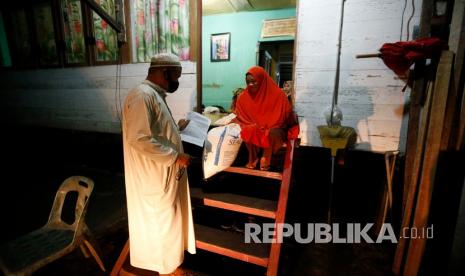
xmin=178 ymin=119 xmax=190 ymax=131
xmin=176 ymin=153 xmax=191 ymax=168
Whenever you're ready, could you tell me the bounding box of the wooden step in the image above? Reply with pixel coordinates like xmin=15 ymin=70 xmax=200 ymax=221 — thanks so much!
xmin=195 ymin=224 xmax=269 ymax=267
xmin=190 ymin=187 xmax=277 ymax=219
xmin=223 ymin=166 xmax=283 ymax=180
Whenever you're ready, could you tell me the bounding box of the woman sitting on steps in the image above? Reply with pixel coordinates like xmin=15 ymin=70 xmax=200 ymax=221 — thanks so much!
xmin=234 ymin=66 xmax=299 ymax=171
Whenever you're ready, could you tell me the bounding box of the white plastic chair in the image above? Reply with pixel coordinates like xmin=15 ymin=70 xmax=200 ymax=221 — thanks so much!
xmin=0 ymin=176 xmax=106 ymax=275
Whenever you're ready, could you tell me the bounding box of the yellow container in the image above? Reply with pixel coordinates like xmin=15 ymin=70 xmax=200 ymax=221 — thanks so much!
xmin=317 ymin=126 xmax=357 ymax=156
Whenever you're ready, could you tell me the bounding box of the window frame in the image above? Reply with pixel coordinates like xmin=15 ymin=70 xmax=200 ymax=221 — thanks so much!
xmin=2 ymin=0 xmax=130 ymax=69
xmin=32 ymin=1 xmax=64 ymax=67
xmin=3 ymin=7 xmax=37 ymax=69
xmin=58 ymin=0 xmax=90 ymax=67
xmin=129 ymin=0 xmax=196 ymax=63
xmin=85 ymin=0 xmax=122 ymax=66
xmin=2 ymin=0 xmax=197 ymax=69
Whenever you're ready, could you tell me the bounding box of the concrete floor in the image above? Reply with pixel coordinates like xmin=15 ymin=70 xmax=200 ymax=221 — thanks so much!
xmin=0 ymin=126 xmax=396 ymax=276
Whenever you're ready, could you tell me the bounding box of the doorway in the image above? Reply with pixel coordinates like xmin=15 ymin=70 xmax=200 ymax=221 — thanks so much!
xmin=258 ymin=40 xmax=294 ymax=88
xmin=200 ymin=1 xmax=296 ymax=110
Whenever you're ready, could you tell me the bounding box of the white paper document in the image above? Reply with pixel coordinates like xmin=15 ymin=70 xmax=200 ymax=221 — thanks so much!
xmin=180 ymin=111 xmax=211 ymax=147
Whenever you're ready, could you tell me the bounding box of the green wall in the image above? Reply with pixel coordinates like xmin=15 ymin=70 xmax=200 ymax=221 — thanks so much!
xmin=202 ymin=8 xmax=295 ymax=110
xmin=0 ymin=11 xmax=12 ymax=67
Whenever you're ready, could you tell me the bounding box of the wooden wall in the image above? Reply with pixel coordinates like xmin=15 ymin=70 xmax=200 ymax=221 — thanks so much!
xmin=0 ymin=62 xmax=197 ymax=133
xmin=1 ymin=0 xmax=423 ymax=154
xmin=294 ymin=0 xmax=422 ymax=152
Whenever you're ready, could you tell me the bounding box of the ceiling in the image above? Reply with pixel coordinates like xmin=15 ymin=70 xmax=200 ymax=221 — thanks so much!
xmin=203 ymin=0 xmax=296 ymax=15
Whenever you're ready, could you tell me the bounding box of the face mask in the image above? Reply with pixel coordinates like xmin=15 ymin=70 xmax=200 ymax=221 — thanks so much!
xmin=167 ymin=79 xmax=179 ymax=93
xmin=165 ymin=71 xmax=180 ymax=93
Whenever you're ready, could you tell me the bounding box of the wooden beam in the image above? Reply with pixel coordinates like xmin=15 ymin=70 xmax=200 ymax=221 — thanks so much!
xmin=458 ymin=83 xmax=465 ymax=150
xmin=393 ymin=0 xmax=434 ymax=273
xmin=442 ymin=0 xmax=465 ymax=150
xmin=119 ymin=0 xmax=131 ymax=63
xmin=196 ymin=0 xmax=202 ymax=112
xmin=374 ymin=151 xmax=399 ymax=235
xmin=190 ymin=187 xmax=277 ymax=218
xmin=393 ymin=79 xmax=434 ymax=274
xmin=223 ymin=166 xmax=283 ymax=180
xmin=400 ymin=0 xmax=434 ymax=212
xmin=449 ymin=0 xmax=465 ymax=150
xmin=447 ymin=177 xmax=465 ymax=274
xmin=266 ymin=140 xmax=295 ymax=276
xmin=401 ymin=76 xmax=424 ymax=211
xmin=189 ymin=0 xmax=197 ymax=61
xmin=195 ymin=224 xmax=269 ymax=267
xmin=110 ymin=239 xmax=129 ymax=276
xmin=449 ymin=0 xmax=465 ymax=93
xmin=82 ymin=0 xmax=123 ymax=34
xmin=404 ymin=50 xmax=454 ymax=276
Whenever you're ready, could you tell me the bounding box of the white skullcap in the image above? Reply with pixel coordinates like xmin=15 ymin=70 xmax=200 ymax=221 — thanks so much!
xmin=149 ymin=53 xmax=181 ymax=69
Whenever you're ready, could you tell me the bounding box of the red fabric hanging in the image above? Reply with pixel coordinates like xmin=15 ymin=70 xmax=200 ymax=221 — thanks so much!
xmin=235 ymin=66 xmax=298 ymax=148
xmin=379 ymin=37 xmax=447 ymax=76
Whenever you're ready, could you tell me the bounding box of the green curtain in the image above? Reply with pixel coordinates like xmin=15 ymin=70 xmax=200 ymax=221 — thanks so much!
xmin=0 ymin=11 xmax=12 ymax=66
xmin=62 ymin=0 xmax=86 ymax=64
xmin=132 ymin=0 xmax=190 ymax=62
xmin=93 ymin=0 xmax=118 ymax=62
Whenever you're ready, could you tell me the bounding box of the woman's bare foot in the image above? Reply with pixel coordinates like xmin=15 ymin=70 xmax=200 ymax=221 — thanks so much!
xmin=245 ymin=158 xmax=259 ymax=169
xmin=260 ymin=156 xmax=270 ymax=171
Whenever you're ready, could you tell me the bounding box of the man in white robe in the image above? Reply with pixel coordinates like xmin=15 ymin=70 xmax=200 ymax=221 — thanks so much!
xmin=122 ymin=53 xmax=196 ymax=275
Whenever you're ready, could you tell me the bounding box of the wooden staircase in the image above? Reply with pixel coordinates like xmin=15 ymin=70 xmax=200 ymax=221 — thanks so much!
xmin=192 ymin=139 xmax=296 ymax=276
xmin=110 ymin=140 xmax=295 ymax=276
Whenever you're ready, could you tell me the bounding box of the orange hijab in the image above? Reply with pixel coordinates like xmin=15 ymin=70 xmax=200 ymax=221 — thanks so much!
xmin=235 ymin=66 xmax=294 ymax=148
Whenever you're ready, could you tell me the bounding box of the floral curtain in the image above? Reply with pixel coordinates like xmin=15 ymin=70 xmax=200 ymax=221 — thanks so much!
xmin=93 ymin=0 xmax=118 ymax=62
xmin=132 ymin=0 xmax=190 ymax=62
xmin=62 ymin=0 xmax=86 ymax=64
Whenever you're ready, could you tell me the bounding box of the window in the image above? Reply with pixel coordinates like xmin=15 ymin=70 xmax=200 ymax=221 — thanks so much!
xmin=2 ymin=0 xmax=123 ymax=68
xmin=61 ymin=0 xmax=87 ymax=65
xmin=33 ymin=3 xmax=60 ymax=66
xmin=92 ymin=0 xmax=118 ymax=62
xmin=131 ymin=0 xmax=190 ymax=62
xmin=1 ymin=0 xmax=193 ymax=68
xmin=7 ymin=9 xmax=35 ymax=67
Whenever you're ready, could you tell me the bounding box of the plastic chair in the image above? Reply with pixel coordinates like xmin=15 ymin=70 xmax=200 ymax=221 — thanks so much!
xmin=0 ymin=176 xmax=106 ymax=275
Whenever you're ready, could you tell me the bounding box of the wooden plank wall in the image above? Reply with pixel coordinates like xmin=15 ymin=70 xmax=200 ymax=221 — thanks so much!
xmin=294 ymin=0 xmax=422 ymax=152
xmin=0 ymin=62 xmax=197 ymax=133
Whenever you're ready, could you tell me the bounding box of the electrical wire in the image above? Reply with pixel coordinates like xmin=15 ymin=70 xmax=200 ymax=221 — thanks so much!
xmin=400 ymin=0 xmax=408 ymax=41
xmin=406 ymin=0 xmax=416 ymax=41
xmin=115 ymin=45 xmax=123 ymax=126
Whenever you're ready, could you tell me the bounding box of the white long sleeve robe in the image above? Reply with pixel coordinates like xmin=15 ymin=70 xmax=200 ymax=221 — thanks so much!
xmin=122 ymin=80 xmax=196 ymax=274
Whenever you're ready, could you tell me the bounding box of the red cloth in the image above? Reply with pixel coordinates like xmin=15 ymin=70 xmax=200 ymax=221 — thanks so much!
xmin=235 ymin=66 xmax=299 ymax=148
xmin=379 ymin=37 xmax=447 ymax=76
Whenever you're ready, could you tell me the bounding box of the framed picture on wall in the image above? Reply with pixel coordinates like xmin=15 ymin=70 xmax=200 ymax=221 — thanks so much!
xmin=211 ymin=32 xmax=230 ymax=62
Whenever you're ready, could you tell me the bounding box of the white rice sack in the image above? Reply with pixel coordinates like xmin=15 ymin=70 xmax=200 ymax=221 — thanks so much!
xmin=203 ymin=123 xmax=242 ymax=179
